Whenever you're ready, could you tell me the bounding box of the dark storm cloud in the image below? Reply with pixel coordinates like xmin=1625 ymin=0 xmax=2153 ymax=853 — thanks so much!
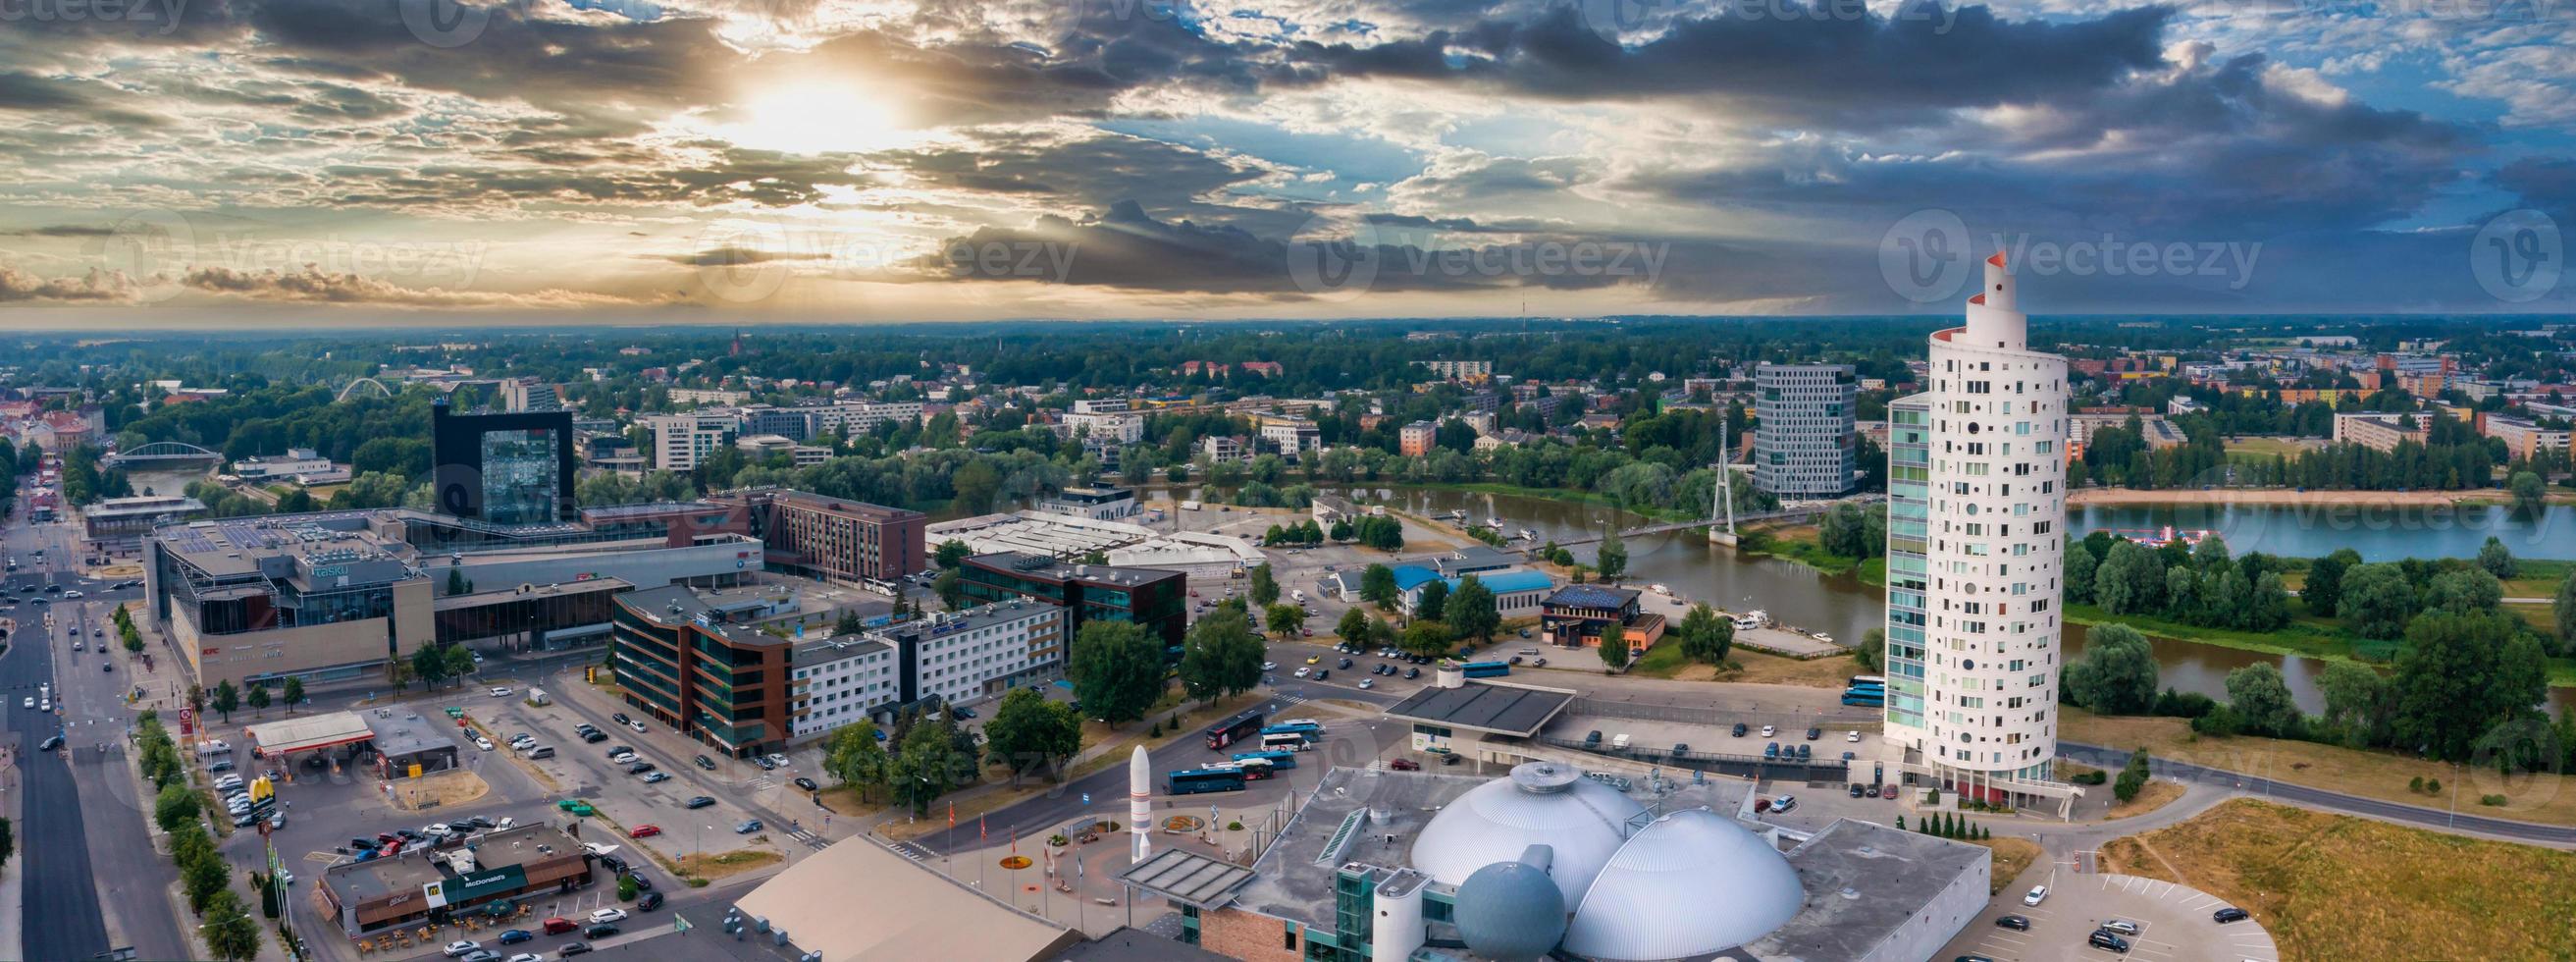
xmin=921 ymin=199 xmax=1671 ymax=295
xmin=1283 ymin=3 xmax=2172 ymax=129
xmin=2494 ymin=157 xmax=2576 ymax=223
xmin=0 ymin=71 xmax=167 ymax=127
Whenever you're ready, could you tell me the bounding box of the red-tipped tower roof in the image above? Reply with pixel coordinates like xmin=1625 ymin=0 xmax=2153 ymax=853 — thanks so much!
xmin=1969 ymin=294 xmax=1986 ymax=305
xmin=1986 ymin=250 xmax=2007 ymax=268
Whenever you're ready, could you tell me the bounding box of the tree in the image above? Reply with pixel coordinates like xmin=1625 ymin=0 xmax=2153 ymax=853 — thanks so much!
xmin=1265 ymin=604 xmax=1306 ymax=641
xmin=1414 ymin=580 xmax=1449 ymax=622
xmin=183 ymin=846 xmax=233 ymax=913
xmin=1594 ymin=527 xmax=1628 ymax=581
xmin=2303 ymin=548 xmax=2361 ymax=617
xmin=1853 ymin=627 xmax=1884 ymax=672
xmin=210 ymin=680 xmax=240 ymax=722
xmin=2224 ymin=663 xmax=2299 ymax=737
xmin=2478 ymin=536 xmax=2519 ymax=580
xmin=1337 ymin=608 xmax=1376 ymax=645
xmin=2428 ymin=568 xmax=2504 ymax=615
xmin=2064 ymin=623 xmax=2159 ymax=714
xmin=447 ymin=566 xmax=469 ymax=597
xmin=1178 ymin=608 xmax=1265 ymax=703
xmin=934 ymin=538 xmax=973 ymax=569
xmin=890 ymin=718 xmax=970 ymax=815
xmin=1359 ymin=563 xmax=1399 ymax=611
xmin=1446 ymin=576 xmax=1500 ymax=644
xmin=1398 ymin=620 xmax=1453 ymax=659
xmin=280 ymin=676 xmax=303 ymax=711
xmin=444 ymin=643 xmax=477 ymax=684
xmin=1248 ymin=562 xmax=1280 ymax=608
xmin=2093 ymin=540 xmax=2164 ymax=615
xmin=245 ymin=685 xmax=271 ymax=713
xmin=951 ymin=458 xmax=1002 ymax=513
xmin=409 ymin=643 xmax=452 ymax=689
xmin=835 ymin=609 xmax=867 ymax=636
xmin=2392 ymin=610 xmax=2531 ymax=762
xmin=1067 ymin=620 xmax=1165 ymax=722
xmin=984 ymin=688 xmax=1084 ymax=783
xmin=2558 ymin=570 xmax=2576 ymax=654
xmin=1676 ymin=604 xmax=1734 ymax=664
xmin=823 ymin=721 xmax=891 ymax=802
xmin=2064 ymin=544 xmax=2098 ymax=606
xmin=2510 ymin=469 xmax=2547 ymax=518
xmin=2247 ymin=572 xmax=2292 ymax=632
xmin=2339 ymin=562 xmax=2415 ymax=639
xmin=932 ymin=568 xmax=967 ymax=611
xmin=155 ymin=783 xmax=202 ymax=832
xmin=2114 ymin=748 xmax=2150 ymax=803
xmin=123 ymin=623 xmax=143 ymax=654
xmin=199 ymin=890 xmax=262 ymax=962
xmin=2315 ymin=660 xmax=2392 ymax=748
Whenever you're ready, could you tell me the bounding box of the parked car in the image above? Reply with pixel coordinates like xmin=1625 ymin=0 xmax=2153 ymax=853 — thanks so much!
xmin=628 ymin=825 xmax=661 ymax=838
xmin=2023 ymin=885 xmax=2048 ymax=906
xmin=2099 ymin=920 xmax=2139 ymax=935
xmin=1389 ymin=758 xmax=1420 ymax=771
xmin=488 ymin=686 xmax=513 ymax=698
xmin=1994 ymin=915 xmax=2029 ymax=932
xmin=588 ymin=908 xmax=627 ymax=925
xmin=2213 ymin=907 xmax=2250 ymax=924
xmin=627 ymin=720 xmax=648 ymax=733
xmin=557 ymin=942 xmax=592 ymax=956
xmin=1731 ymin=722 xmax=1749 ymax=737
xmin=793 ymin=776 xmax=818 ymax=792
xmin=685 ymin=795 xmax=717 ymax=809
xmin=1760 ymin=724 xmax=1775 ymax=737
xmin=1805 ymin=726 xmax=1821 ymax=741
xmin=585 ymin=923 xmax=620 ymax=939
xmin=694 ymin=754 xmax=716 ymax=771
xmin=542 ymin=917 xmax=580 ymax=935
xmin=736 ymin=820 xmax=762 ymax=833
xmin=640 ymin=772 xmax=670 ymax=784
xmin=637 ymin=891 xmax=664 ymax=911
xmin=497 ymin=929 xmax=534 ymax=945
xmin=2087 ymin=931 xmax=2130 ymax=953
xmin=443 ymin=940 xmax=484 ymax=958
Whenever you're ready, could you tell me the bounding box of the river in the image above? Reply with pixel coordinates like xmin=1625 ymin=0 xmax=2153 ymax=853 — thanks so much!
xmin=1185 ymin=484 xmax=2576 ymax=716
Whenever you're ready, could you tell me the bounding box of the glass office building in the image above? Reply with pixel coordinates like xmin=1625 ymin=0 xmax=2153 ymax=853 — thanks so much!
xmin=431 ymin=399 xmax=577 ymax=527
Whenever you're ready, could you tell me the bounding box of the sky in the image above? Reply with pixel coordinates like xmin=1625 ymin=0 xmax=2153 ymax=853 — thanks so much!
xmin=0 ymin=0 xmax=2570 ymax=325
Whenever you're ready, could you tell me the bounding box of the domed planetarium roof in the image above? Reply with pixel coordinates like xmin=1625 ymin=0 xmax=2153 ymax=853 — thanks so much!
xmin=1560 ymin=808 xmax=1806 ymax=961
xmin=1451 ymin=846 xmax=1567 ymax=962
xmin=1410 ymin=762 xmax=1646 ymax=906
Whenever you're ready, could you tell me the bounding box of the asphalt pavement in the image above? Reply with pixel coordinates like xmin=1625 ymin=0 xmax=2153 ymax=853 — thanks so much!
xmin=0 ymin=517 xmax=121 ymax=961
xmin=2061 ymin=742 xmax=2576 ymax=845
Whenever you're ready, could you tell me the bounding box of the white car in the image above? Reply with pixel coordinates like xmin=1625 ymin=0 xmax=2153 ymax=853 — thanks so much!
xmin=493 ymin=817 xmax=515 ymax=829
xmin=426 ymin=822 xmax=453 ymax=836
xmin=608 ymin=751 xmax=637 ymax=764
xmin=1846 ymin=730 xmax=1861 ymax=743
xmin=2023 ymin=884 xmax=2048 ymax=906
xmin=505 ymin=955 xmax=544 ymax=962
xmin=443 ymin=940 xmax=483 ymax=957
xmin=1261 ymin=662 xmax=1278 ymax=670
xmin=1357 ymin=678 xmax=1375 ymax=689
xmin=61 ymin=590 xmax=79 ymax=599
xmin=628 ymin=720 xmax=648 ymax=733
xmin=475 ymin=737 xmax=496 ymax=751
xmin=1293 ymin=667 xmax=1311 ymax=677
xmin=1760 ymin=724 xmax=1776 ymax=738
xmin=589 ymin=907 xmax=628 ymax=924
xmin=488 ymin=686 xmax=513 ymax=698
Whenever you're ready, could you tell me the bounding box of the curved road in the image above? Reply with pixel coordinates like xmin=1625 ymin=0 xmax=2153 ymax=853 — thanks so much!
xmin=2063 ymin=742 xmax=2576 ymax=845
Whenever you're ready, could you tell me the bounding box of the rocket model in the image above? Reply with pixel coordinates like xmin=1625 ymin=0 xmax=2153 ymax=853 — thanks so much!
xmin=1130 ymin=745 xmax=1153 ymax=865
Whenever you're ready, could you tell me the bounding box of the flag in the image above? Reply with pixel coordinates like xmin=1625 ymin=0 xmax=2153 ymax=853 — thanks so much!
xmin=980 ymin=814 xmax=987 ymax=840
xmin=948 ymin=802 xmax=956 ymax=828
xmin=1010 ymin=829 xmax=1017 ymax=854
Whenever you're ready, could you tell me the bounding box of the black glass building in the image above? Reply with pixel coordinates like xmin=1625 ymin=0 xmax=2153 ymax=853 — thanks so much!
xmin=431 ymin=399 xmax=577 ymax=526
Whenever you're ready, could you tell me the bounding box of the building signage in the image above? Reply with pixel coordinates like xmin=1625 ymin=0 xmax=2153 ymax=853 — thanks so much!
xmin=425 ymin=865 xmax=528 ymax=908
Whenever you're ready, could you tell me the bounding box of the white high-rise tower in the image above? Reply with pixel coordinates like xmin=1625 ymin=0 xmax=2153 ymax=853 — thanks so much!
xmin=1880 ymin=251 xmax=2070 ymax=808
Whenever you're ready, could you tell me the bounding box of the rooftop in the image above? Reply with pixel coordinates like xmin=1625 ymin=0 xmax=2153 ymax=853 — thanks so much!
xmin=733 ymin=839 xmax=1080 ymax=962
xmin=361 ymin=708 xmax=459 ymax=759
xmin=1746 ymin=819 xmax=1990 ymax=961
xmin=324 ymin=824 xmax=584 ymax=906
xmin=1117 ymin=847 xmax=1258 ymax=909
xmin=1543 ymin=583 xmax=1641 ymax=610
xmin=1382 ymin=680 xmax=1575 ymax=737
xmin=966 ymin=551 xmax=1183 ymax=588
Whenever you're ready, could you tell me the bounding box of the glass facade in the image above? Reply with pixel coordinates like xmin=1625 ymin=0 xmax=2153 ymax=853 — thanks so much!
xmin=479 ymin=428 xmax=562 ymax=525
xmin=1885 ymin=400 xmax=1931 ymax=730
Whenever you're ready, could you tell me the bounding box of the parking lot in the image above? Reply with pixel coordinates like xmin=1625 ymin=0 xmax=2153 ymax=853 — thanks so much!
xmin=1943 ymin=870 xmax=2281 ymax=962
xmin=476 ymin=686 xmax=822 ymax=859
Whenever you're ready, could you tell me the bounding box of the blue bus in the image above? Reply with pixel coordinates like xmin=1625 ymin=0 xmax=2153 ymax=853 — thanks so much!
xmin=1167 ymin=768 xmax=1248 ymax=795
xmin=1459 ymin=661 xmax=1510 ymax=678
xmin=1233 ymin=749 xmax=1298 ymax=771
xmin=1261 ymin=721 xmax=1325 ymax=738
xmin=1840 ymin=689 xmax=1885 ymax=707
xmin=1848 ymin=675 xmax=1887 ymax=688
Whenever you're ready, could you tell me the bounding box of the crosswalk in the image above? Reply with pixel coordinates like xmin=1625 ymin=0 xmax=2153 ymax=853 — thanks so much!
xmin=784 ymin=826 xmax=829 ymax=851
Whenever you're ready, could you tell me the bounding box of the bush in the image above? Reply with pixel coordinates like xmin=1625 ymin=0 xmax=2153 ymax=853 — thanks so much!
xmin=2409 ymin=775 xmax=2426 ymax=793
xmin=2072 ymin=771 xmax=2108 ymax=785
xmin=616 ymin=875 xmax=639 ymax=901
xmin=2114 ymin=770 xmax=2145 ymax=802
xmin=2188 ymin=705 xmax=2242 ymax=737
xmin=2427 ymin=778 xmax=2443 ymax=794
xmin=1226 ymin=821 xmax=1243 ymax=830
xmin=2480 ymin=794 xmax=2508 ymax=807
xmin=2151 ymin=688 xmax=2218 ymax=719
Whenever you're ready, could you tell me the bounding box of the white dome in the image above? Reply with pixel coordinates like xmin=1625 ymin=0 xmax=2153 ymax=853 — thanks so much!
xmin=1411 ymin=763 xmax=1645 ymax=906
xmin=1561 ymin=809 xmax=1805 ymax=961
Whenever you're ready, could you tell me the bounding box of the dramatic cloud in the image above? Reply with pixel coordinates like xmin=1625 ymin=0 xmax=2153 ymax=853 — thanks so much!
xmin=0 ymin=0 xmax=2562 ymax=316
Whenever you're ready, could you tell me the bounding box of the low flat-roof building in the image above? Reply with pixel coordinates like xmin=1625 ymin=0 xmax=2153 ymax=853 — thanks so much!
xmin=733 ymin=839 xmax=1082 ymax=961
xmin=84 ymin=494 xmax=207 ymax=547
xmin=361 ymin=707 xmax=461 ymax=778
xmin=1540 ymin=584 xmax=1664 ymax=654
xmin=317 ymin=824 xmax=595 ymax=936
xmin=960 ymin=552 xmax=1187 ymax=649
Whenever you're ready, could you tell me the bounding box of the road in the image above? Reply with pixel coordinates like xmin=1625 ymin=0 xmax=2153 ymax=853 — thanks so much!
xmin=0 ymin=508 xmax=184 ymax=961
xmin=2062 ymin=742 xmax=2576 ymax=845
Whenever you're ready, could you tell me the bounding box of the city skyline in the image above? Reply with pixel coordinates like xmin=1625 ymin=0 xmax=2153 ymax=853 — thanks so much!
xmin=0 ymin=0 xmax=2566 ymax=325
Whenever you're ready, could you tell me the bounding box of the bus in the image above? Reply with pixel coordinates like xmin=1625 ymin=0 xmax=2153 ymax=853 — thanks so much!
xmin=1205 ymin=710 xmax=1268 ymax=750
xmin=1260 ymin=721 xmax=1324 ymax=738
xmin=1233 ymin=749 xmax=1298 ymax=771
xmin=1840 ymin=689 xmax=1885 ymax=707
xmin=1233 ymin=758 xmax=1278 ymax=780
xmin=1847 ymin=675 xmax=1887 ymax=689
xmin=1260 ymin=731 xmax=1313 ymax=752
xmin=1459 ymin=661 xmax=1510 ymax=679
xmin=1167 ymin=768 xmax=1248 ymax=795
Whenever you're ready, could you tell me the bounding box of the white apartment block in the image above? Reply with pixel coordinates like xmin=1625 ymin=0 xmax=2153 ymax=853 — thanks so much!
xmin=1065 ymin=409 xmax=1145 ymax=445
xmin=1071 ymin=400 xmax=1132 ymax=414
xmin=1416 ymin=359 xmax=1493 ymax=379
xmin=648 ymin=412 xmax=738 ymax=471
xmin=1201 ymin=435 xmax=1247 ymax=464
xmin=669 ymin=388 xmax=750 ymax=405
xmin=1882 ymin=251 xmax=2074 ymax=813
xmin=1259 ymin=417 xmax=1321 ymax=453
xmin=789 ymin=636 xmax=900 ymax=740
xmin=898 ymin=602 xmax=1066 ymax=706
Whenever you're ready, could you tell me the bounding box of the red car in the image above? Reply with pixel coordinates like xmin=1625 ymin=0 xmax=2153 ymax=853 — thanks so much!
xmin=628 ymin=825 xmax=662 ymax=838
xmin=1389 ymin=758 xmax=1421 ymax=771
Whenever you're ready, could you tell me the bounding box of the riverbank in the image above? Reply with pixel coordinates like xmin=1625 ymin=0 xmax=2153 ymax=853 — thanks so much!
xmin=1732 ymin=523 xmax=1887 ymax=586
xmin=2068 ymin=600 xmax=2576 ymax=687
xmin=2065 ymin=708 xmax=2576 ymax=827
xmin=2071 ymin=486 xmax=2576 ymax=508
